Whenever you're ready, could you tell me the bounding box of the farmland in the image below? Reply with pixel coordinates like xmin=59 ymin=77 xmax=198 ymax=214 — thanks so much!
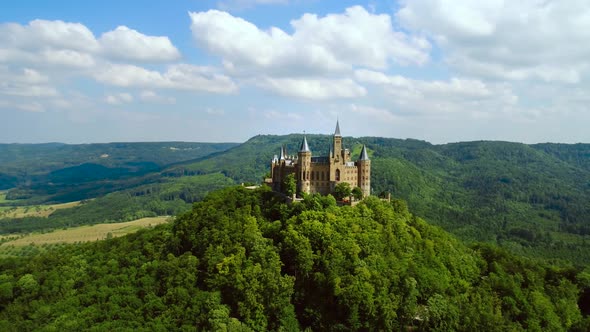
xmin=0 ymin=216 xmax=170 ymax=247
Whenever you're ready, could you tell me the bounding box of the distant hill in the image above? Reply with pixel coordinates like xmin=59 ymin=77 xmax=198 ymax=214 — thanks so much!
xmin=0 ymin=142 xmax=238 ymax=201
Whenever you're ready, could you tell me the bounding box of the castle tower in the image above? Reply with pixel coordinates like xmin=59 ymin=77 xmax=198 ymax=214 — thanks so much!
xmin=357 ymin=145 xmax=371 ymax=197
xmin=333 ymin=120 xmax=342 ymax=160
xmin=297 ymin=135 xmax=311 ymax=195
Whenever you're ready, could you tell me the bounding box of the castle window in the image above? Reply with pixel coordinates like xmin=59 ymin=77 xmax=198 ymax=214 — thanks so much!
xmin=321 ymin=171 xmax=324 ymax=180
xmin=336 ymin=169 xmax=340 ymax=181
xmin=311 ymin=171 xmax=315 ymax=180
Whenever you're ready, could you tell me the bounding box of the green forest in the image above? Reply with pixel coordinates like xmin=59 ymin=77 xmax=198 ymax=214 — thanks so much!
xmin=1 ymin=137 xmax=590 ymax=264
xmin=1 ymin=136 xmax=590 ymax=330
xmin=1 ymin=186 xmax=589 ymax=330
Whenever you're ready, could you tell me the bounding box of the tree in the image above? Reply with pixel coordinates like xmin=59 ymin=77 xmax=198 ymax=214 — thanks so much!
xmin=333 ymin=182 xmax=351 ymax=201
xmin=283 ymin=174 xmax=296 ymax=197
xmin=352 ymin=187 xmax=363 ymax=201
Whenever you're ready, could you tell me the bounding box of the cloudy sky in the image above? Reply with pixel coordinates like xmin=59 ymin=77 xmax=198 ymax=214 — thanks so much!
xmin=1 ymin=0 xmax=588 ymax=144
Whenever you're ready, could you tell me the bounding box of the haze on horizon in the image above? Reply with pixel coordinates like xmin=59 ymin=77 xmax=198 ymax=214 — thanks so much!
xmin=0 ymin=0 xmax=588 ymax=145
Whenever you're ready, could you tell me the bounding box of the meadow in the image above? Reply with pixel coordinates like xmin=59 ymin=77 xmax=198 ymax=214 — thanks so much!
xmin=0 ymin=201 xmax=81 ymax=219
xmin=0 ymin=216 xmax=170 ymax=247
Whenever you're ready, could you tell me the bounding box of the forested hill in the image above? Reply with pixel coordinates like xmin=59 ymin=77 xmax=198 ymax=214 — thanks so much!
xmin=2 ymin=137 xmax=589 ymax=263
xmin=165 ymin=135 xmax=590 ymax=264
xmin=0 ymin=142 xmax=237 ymax=202
xmin=1 ymin=186 xmax=589 ymax=330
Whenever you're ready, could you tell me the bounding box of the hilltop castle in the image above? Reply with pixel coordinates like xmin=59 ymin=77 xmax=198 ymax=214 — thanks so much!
xmin=269 ymin=121 xmax=371 ymax=198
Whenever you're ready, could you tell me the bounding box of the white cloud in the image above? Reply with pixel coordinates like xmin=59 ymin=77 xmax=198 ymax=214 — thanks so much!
xmin=355 ymin=69 xmax=517 ymax=115
xmin=0 ymin=19 xmax=99 ymax=52
xmin=139 ymin=90 xmax=176 ymax=104
xmin=348 ymin=104 xmax=399 ymax=123
xmin=256 ymin=77 xmax=366 ymax=100
xmin=99 ymin=26 xmax=180 ymax=62
xmin=0 ymin=19 xmax=182 ymax=67
xmin=189 ymin=6 xmax=430 ymax=76
xmin=0 ymin=68 xmax=58 ymax=97
xmin=94 ymin=64 xmax=238 ymax=94
xmin=0 ymin=100 xmax=45 ymax=113
xmin=397 ymin=0 xmax=590 ymax=83
xmin=105 ymin=93 xmax=134 ymax=105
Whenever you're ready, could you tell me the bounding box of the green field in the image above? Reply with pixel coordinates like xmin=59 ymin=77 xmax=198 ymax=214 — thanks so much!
xmin=0 ymin=216 xmax=171 ymax=247
xmin=0 ymin=192 xmax=8 ymax=203
xmin=0 ymin=201 xmax=81 ymax=219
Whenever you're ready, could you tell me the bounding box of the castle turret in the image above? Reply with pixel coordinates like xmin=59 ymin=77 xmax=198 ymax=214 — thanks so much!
xmin=357 ymin=145 xmax=371 ymax=197
xmin=298 ymin=135 xmax=311 ymax=195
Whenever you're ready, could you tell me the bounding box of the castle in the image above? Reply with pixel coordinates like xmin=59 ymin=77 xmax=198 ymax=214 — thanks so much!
xmin=269 ymin=121 xmax=371 ymax=198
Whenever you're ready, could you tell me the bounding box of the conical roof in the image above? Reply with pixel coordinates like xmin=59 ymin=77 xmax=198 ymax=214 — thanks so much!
xmin=359 ymin=145 xmax=370 ymax=161
xmin=334 ymin=120 xmax=341 ymax=137
xmin=299 ymin=135 xmax=310 ymax=153
xmin=279 ymin=145 xmax=285 ymax=160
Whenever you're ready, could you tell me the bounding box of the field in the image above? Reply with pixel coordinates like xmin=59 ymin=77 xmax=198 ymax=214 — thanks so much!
xmin=0 ymin=216 xmax=171 ymax=247
xmin=0 ymin=200 xmax=81 ymax=219
xmin=0 ymin=191 xmax=8 ymax=203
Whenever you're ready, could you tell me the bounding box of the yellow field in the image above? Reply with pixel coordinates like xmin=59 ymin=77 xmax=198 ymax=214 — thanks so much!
xmin=0 ymin=216 xmax=171 ymax=246
xmin=0 ymin=201 xmax=81 ymax=219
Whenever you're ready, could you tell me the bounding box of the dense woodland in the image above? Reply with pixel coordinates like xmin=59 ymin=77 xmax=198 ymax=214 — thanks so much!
xmin=146 ymin=135 xmax=590 ymax=264
xmin=1 ymin=186 xmax=589 ymax=330
xmin=1 ymin=137 xmax=590 ymax=265
xmin=0 ymin=142 xmax=237 ymax=202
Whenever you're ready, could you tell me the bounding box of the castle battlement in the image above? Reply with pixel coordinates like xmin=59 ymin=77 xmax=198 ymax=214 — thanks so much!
xmin=269 ymin=121 xmax=371 ymax=198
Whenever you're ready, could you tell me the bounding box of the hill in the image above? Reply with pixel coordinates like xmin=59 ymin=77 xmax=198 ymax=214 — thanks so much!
xmin=0 ymin=186 xmax=588 ymax=330
xmin=0 ymin=142 xmax=237 ymax=203
xmin=164 ymin=135 xmax=590 ymax=264
xmin=2 ymin=137 xmax=589 ymax=264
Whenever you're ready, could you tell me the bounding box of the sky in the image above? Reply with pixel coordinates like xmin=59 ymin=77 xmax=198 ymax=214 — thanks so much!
xmin=0 ymin=0 xmax=588 ymax=144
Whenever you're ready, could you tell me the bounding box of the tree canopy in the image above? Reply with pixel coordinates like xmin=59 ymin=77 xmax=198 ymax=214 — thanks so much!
xmin=0 ymin=186 xmax=588 ymax=331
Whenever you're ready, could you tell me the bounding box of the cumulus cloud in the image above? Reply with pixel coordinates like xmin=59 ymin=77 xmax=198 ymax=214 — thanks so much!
xmin=189 ymin=6 xmax=430 ymax=76
xmin=0 ymin=19 xmax=99 ymax=52
xmin=0 ymin=19 xmax=181 ymax=67
xmin=94 ymin=64 xmax=238 ymax=94
xmin=256 ymin=77 xmax=366 ymax=100
xmin=99 ymin=26 xmax=180 ymax=62
xmin=397 ymin=0 xmax=590 ymax=83
xmin=355 ymin=69 xmax=517 ymax=114
xmin=0 ymin=68 xmax=58 ymax=97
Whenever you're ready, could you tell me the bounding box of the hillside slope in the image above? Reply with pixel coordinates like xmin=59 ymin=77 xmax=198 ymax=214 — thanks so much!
xmin=165 ymin=135 xmax=590 ymax=263
xmin=0 ymin=142 xmax=237 ymax=202
xmin=1 ymin=186 xmax=588 ymax=331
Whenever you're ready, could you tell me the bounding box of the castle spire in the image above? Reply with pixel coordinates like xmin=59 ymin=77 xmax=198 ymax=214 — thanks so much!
xmin=279 ymin=145 xmax=285 ymax=160
xmin=359 ymin=145 xmax=370 ymax=161
xmin=299 ymin=135 xmax=310 ymax=153
xmin=334 ymin=119 xmax=341 ymax=137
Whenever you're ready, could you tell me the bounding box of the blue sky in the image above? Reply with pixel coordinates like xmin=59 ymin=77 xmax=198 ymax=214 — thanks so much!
xmin=1 ymin=0 xmax=589 ymax=143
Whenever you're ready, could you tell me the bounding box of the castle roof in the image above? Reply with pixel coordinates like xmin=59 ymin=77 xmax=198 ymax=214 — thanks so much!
xmin=359 ymin=145 xmax=370 ymax=161
xmin=334 ymin=120 xmax=341 ymax=137
xmin=279 ymin=145 xmax=285 ymax=160
xmin=299 ymin=135 xmax=310 ymax=153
